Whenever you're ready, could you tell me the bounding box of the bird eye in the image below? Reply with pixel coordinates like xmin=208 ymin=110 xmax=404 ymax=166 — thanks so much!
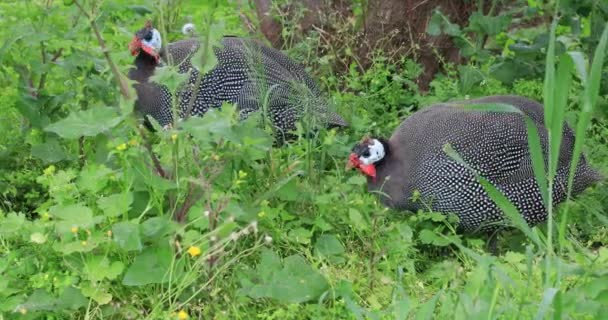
xmin=362 ymin=150 xmax=370 ymax=157
xmin=144 ymin=31 xmax=153 ymax=41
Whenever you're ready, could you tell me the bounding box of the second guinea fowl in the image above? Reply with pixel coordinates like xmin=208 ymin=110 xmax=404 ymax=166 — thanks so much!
xmin=127 ymin=21 xmax=347 ymax=141
xmin=347 ymin=95 xmax=601 ymax=233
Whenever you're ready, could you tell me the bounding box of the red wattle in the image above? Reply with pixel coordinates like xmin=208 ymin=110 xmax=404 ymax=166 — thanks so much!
xmin=359 ymin=163 xmax=376 ymax=179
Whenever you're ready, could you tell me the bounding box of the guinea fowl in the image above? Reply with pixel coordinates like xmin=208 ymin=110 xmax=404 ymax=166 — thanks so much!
xmin=127 ymin=21 xmax=347 ymax=142
xmin=347 ymin=95 xmax=601 ymax=233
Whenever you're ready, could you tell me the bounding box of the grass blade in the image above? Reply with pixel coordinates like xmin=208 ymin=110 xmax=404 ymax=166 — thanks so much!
xmin=567 ymin=23 xmax=608 ymax=193
xmin=524 ymin=117 xmax=549 ymax=208
xmin=443 ymin=144 xmax=542 ymax=247
xmin=549 ymin=53 xmax=574 ymax=179
xmin=543 ymin=19 xmax=558 ymax=129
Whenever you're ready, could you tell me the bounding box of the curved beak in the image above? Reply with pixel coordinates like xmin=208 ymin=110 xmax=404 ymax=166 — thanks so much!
xmin=346 ymin=153 xmax=359 ymax=170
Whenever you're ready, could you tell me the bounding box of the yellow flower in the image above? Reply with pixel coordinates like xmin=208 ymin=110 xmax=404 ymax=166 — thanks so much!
xmin=171 ymin=134 xmax=178 ymax=143
xmin=257 ymin=211 xmax=266 ymax=218
xmin=81 ymin=241 xmax=87 ymax=246
xmin=107 ymin=230 xmax=113 ymax=237
xmin=238 ymin=170 xmax=248 ymax=179
xmin=187 ymin=246 xmax=201 ymax=257
xmin=116 ymin=143 xmax=127 ymax=151
xmin=43 ymin=165 xmax=56 ymax=176
xmin=19 ymin=308 xmax=27 ymax=315
xmin=70 ymin=226 xmax=78 ymax=234
xmin=177 ymin=310 xmax=189 ymax=320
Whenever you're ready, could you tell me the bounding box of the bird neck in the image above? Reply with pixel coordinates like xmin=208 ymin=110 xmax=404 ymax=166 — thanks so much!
xmin=132 ymin=52 xmax=159 ymax=82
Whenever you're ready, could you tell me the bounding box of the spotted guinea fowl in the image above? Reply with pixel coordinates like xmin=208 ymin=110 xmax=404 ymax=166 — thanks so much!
xmin=347 ymin=95 xmax=601 ymax=233
xmin=127 ymin=21 xmax=347 ymax=141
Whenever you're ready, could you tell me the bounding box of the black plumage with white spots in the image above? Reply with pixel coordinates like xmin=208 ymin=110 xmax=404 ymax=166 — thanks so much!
xmin=127 ymin=23 xmax=347 ymax=142
xmin=348 ymin=95 xmax=601 ymax=233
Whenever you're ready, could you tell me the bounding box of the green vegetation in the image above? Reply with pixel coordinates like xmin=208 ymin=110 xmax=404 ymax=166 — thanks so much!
xmin=1 ymin=1 xmax=607 ymax=319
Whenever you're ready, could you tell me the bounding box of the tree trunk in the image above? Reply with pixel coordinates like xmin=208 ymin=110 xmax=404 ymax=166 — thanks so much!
xmin=253 ymin=0 xmax=284 ymax=48
xmin=360 ymin=0 xmax=474 ymax=90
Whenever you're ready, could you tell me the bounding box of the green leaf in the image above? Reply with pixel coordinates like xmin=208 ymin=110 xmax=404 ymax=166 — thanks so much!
xmin=535 ymin=287 xmax=558 ymax=320
xmin=50 ymin=204 xmax=95 ymax=233
xmin=97 ymin=192 xmax=133 ymax=218
xmin=149 ymin=65 xmax=189 ymax=93
xmin=419 ymin=229 xmax=451 ymax=246
xmin=18 ymin=289 xmax=56 ymax=311
xmin=288 ymin=227 xmax=312 ymax=244
xmin=122 ymin=246 xmax=173 ymax=286
xmin=348 ymin=208 xmax=368 ymax=230
xmin=180 ymin=104 xmax=238 ymax=143
xmin=314 ymin=234 xmax=345 ymax=263
xmin=191 ymin=21 xmax=225 ymax=74
xmin=55 ymin=287 xmax=87 ymax=310
xmin=238 ymin=248 xmax=329 ymax=303
xmin=140 ymin=217 xmax=170 ymax=240
xmin=77 ymin=164 xmax=113 ymax=193
xmin=81 ymin=282 xmax=112 ymax=305
xmin=31 ymin=138 xmax=68 ymax=163
xmin=0 ymin=213 xmax=25 ymax=237
xmin=84 ymin=256 xmax=124 ymax=282
xmin=112 ymin=221 xmax=143 ymax=251
xmin=548 ymin=53 xmax=573 ymax=178
xmin=45 ymin=107 xmax=124 ymax=139
xmin=415 ymin=290 xmax=442 ymax=320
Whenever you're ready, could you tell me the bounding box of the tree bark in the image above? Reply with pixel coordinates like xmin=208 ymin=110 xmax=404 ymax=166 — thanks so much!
xmin=253 ymin=0 xmax=283 ymax=48
xmin=361 ymin=0 xmax=474 ymax=90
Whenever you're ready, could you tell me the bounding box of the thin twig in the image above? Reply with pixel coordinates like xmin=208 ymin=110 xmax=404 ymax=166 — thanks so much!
xmin=73 ymin=0 xmax=131 ymax=99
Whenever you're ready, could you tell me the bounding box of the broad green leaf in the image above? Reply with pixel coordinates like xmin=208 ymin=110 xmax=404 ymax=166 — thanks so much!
xmin=77 ymin=164 xmax=113 ymax=193
xmin=419 ymin=229 xmax=451 ymax=246
xmin=0 ymin=213 xmax=25 ymax=237
xmin=97 ymin=192 xmax=133 ymax=218
xmin=17 ymin=289 xmax=55 ymax=311
xmin=122 ymin=246 xmax=173 ymax=286
xmin=112 ymin=221 xmax=143 ymax=251
xmin=348 ymin=208 xmax=368 ymax=230
xmin=44 ymin=107 xmax=123 ymax=139
xmin=50 ymin=204 xmax=95 ymax=233
xmin=180 ymin=104 xmax=238 ymax=143
xmin=286 ymin=227 xmax=310 ymax=245
xmin=84 ymin=256 xmax=124 ymax=282
xmin=238 ymin=248 xmax=329 ymax=303
xmin=140 ymin=216 xmax=170 ymax=240
xmin=55 ymin=287 xmax=87 ymax=310
xmin=81 ymin=282 xmax=112 ymax=305
xmin=149 ymin=65 xmax=188 ymax=93
xmin=314 ymin=234 xmax=345 ymax=263
xmin=31 ymin=138 xmax=68 ymax=163
xmin=191 ymin=21 xmax=225 ymax=74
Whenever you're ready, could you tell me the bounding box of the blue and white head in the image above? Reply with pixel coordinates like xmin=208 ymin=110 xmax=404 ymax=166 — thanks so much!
xmin=129 ymin=20 xmax=162 ymax=63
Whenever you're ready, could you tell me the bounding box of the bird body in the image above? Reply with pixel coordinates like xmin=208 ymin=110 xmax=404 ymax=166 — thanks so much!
xmin=127 ymin=23 xmax=346 ymax=141
xmin=348 ymin=95 xmax=601 ymax=232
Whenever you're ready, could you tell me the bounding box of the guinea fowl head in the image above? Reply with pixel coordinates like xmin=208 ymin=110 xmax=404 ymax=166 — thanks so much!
xmin=129 ymin=20 xmax=162 ymax=63
xmin=346 ymin=137 xmax=389 ymax=180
